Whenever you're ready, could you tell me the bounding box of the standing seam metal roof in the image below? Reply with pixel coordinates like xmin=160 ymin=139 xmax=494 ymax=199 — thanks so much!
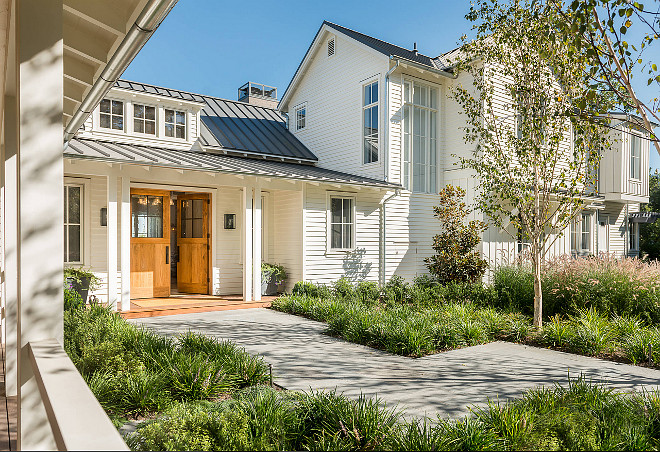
xmin=65 ymin=138 xmax=401 ymax=189
xmin=113 ymin=79 xmax=317 ymax=162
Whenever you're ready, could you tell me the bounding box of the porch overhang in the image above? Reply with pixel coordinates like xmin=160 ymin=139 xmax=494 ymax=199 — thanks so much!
xmin=65 ymin=138 xmax=402 ymax=190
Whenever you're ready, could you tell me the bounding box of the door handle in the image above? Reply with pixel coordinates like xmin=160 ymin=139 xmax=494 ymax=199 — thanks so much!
xmin=166 ymin=246 xmax=169 ymax=264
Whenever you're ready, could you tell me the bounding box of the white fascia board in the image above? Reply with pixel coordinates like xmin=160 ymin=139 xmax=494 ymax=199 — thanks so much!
xmin=279 ymin=24 xmax=389 ymax=112
xmin=110 ymin=87 xmax=206 ymax=110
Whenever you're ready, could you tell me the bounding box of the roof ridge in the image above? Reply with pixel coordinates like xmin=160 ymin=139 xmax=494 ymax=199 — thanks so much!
xmin=116 ymin=79 xmax=283 ymax=113
xmin=322 ymin=21 xmax=437 ymax=60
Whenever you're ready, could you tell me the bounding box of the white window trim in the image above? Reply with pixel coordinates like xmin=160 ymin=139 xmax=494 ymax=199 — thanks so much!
xmin=629 ymin=220 xmax=639 ymax=251
xmin=326 ymin=192 xmax=357 ymax=254
xmin=401 ymin=76 xmax=440 ymax=194
xmin=571 ymin=212 xmax=593 ymax=255
xmin=630 ymin=132 xmax=642 ymax=181
xmin=97 ymin=97 xmax=126 ymax=133
xmin=362 ymin=77 xmax=380 ymax=166
xmin=131 ymin=101 xmax=158 ymax=137
xmin=163 ymin=107 xmax=188 ymax=141
xmin=63 ymin=177 xmax=91 ymax=267
xmin=293 ymin=103 xmax=307 ymax=131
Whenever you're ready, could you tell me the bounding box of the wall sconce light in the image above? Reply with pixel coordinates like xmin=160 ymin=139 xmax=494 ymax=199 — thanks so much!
xmin=100 ymin=207 xmax=107 ymax=227
xmin=224 ymin=213 xmax=236 ymax=229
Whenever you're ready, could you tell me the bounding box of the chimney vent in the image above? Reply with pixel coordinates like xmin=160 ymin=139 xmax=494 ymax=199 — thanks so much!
xmin=413 ymin=42 xmax=418 ymax=55
xmin=238 ymin=82 xmax=278 ymax=109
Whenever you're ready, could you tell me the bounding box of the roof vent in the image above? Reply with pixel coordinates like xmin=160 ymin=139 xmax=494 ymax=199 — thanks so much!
xmin=328 ymin=37 xmax=335 ymax=57
xmin=237 ymin=82 xmax=278 ymax=109
xmin=413 ymin=42 xmax=418 ymax=55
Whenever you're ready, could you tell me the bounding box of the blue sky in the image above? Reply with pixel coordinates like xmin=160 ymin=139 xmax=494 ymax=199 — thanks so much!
xmin=122 ymin=0 xmax=660 ymax=169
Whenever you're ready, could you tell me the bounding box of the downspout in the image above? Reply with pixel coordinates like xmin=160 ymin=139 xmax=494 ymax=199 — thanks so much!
xmin=380 ymin=188 xmax=400 ymax=285
xmin=383 ymin=58 xmax=399 ymax=182
xmin=63 ymin=0 xmax=179 ymax=145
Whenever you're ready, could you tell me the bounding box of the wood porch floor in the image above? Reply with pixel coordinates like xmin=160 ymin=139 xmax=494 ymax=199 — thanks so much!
xmin=119 ymin=294 xmax=278 ymax=319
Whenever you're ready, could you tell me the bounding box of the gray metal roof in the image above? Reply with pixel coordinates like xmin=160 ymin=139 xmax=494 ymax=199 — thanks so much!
xmin=114 ymin=80 xmax=317 ymax=163
xmin=65 ymin=138 xmax=400 ymax=189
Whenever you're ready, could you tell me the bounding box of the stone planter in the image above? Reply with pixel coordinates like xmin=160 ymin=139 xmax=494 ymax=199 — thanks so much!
xmin=261 ymin=275 xmax=281 ymax=296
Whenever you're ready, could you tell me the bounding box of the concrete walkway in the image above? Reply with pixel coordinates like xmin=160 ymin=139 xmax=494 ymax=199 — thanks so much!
xmin=134 ymin=308 xmax=660 ymax=419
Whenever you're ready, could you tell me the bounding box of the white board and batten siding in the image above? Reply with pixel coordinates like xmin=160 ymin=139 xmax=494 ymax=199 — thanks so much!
xmin=286 ymin=31 xmax=389 ymax=181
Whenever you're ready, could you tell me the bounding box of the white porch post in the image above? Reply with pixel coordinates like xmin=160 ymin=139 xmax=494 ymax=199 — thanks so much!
xmin=16 ymin=0 xmax=64 ymax=448
xmin=243 ymin=187 xmax=253 ymax=301
xmin=120 ymin=177 xmax=131 ymax=310
xmin=252 ymin=186 xmax=262 ymax=301
xmin=107 ymin=175 xmax=118 ymax=309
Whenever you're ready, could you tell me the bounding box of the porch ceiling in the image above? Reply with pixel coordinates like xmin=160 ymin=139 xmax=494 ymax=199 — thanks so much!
xmin=65 ymin=138 xmax=402 ymax=189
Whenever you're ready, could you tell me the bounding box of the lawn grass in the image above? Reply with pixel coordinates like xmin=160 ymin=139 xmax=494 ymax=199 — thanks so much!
xmin=272 ymin=292 xmax=660 ymax=366
xmin=126 ymin=376 xmax=660 ymax=451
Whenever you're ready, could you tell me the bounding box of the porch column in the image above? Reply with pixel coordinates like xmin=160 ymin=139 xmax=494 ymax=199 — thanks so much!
xmin=120 ymin=177 xmax=131 ymax=310
xmin=252 ymin=186 xmax=262 ymax=301
xmin=16 ymin=0 xmax=64 ymax=448
xmin=107 ymin=175 xmax=118 ymax=309
xmin=243 ymin=187 xmax=253 ymax=301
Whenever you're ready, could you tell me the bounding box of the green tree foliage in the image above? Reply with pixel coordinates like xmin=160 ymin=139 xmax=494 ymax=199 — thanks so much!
xmin=640 ymin=169 xmax=660 ymax=260
xmin=424 ymin=185 xmax=488 ymax=284
xmin=456 ymin=0 xmax=612 ymax=327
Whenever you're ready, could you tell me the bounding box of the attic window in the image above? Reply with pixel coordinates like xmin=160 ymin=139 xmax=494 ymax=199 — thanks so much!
xmin=327 ymin=38 xmax=335 ymax=57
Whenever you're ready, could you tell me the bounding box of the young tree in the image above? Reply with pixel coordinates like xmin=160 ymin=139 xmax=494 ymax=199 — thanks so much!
xmin=454 ymin=0 xmax=612 ymax=327
xmin=550 ymin=0 xmax=660 ymax=155
xmin=425 ymin=185 xmax=488 ymax=284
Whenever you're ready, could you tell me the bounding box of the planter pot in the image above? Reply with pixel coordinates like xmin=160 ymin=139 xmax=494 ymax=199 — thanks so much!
xmin=261 ymin=276 xmax=281 ymax=296
xmin=66 ymin=276 xmax=91 ymax=305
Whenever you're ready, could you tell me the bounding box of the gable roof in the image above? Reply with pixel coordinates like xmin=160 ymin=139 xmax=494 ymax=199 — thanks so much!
xmin=114 ymin=79 xmax=318 ymax=163
xmin=279 ymin=21 xmax=459 ymax=110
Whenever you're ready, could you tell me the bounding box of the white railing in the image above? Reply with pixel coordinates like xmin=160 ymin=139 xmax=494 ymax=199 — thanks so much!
xmin=28 ymin=339 xmax=128 ymax=451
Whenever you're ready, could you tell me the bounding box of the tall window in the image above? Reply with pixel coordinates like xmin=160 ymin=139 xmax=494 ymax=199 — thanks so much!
xmin=630 ymin=133 xmax=641 ymax=179
xmin=571 ymin=213 xmax=592 ymax=254
xmin=629 ymin=221 xmax=639 ymax=251
xmin=99 ymin=99 xmax=123 ymax=130
xmin=295 ymin=104 xmax=306 ymax=131
xmin=131 ymin=195 xmax=164 ymax=238
xmin=64 ymin=184 xmax=82 ymax=263
xmin=133 ymin=104 xmax=156 ymax=135
xmin=403 ymin=81 xmax=438 ymax=193
xmin=165 ymin=109 xmax=186 ymax=139
xmin=363 ymin=81 xmax=379 ymax=164
xmin=329 ymin=196 xmax=354 ymax=250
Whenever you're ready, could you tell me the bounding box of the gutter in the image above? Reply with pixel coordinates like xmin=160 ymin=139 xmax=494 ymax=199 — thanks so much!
xmin=383 ymin=59 xmax=400 ymax=182
xmin=380 ymin=189 xmax=400 ymax=285
xmin=63 ymin=0 xmax=179 ymax=145
xmin=391 ymin=55 xmax=457 ymax=79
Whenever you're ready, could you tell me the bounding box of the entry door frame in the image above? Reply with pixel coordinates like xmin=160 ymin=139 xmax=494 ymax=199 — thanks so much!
xmin=129 ymin=182 xmax=217 ymax=295
xmin=177 ymin=192 xmax=211 ymax=294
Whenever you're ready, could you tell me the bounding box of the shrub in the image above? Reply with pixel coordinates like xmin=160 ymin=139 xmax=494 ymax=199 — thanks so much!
xmin=332 ymin=277 xmax=356 ymax=300
xmin=355 ymin=281 xmax=381 ymax=303
xmin=424 ymin=185 xmax=488 ymax=284
xmin=291 ymin=281 xmax=332 ymax=299
xmin=621 ymin=327 xmax=660 ymax=365
xmin=381 ymin=275 xmax=408 ymax=303
xmin=64 ymin=287 xmax=83 ymax=311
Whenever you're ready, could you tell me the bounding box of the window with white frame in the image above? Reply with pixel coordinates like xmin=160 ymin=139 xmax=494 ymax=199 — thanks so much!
xmin=630 ymin=133 xmax=642 ymax=180
xmin=133 ymin=104 xmax=156 ymax=135
xmin=165 ymin=108 xmax=186 ymax=139
xmin=295 ymin=104 xmax=306 ymax=131
xmin=64 ymin=184 xmax=83 ymax=263
xmin=363 ymin=80 xmax=379 ymax=164
xmin=329 ymin=196 xmax=354 ymax=250
xmin=99 ymin=99 xmax=124 ymax=130
xmin=571 ymin=213 xmax=592 ymax=254
xmin=629 ymin=221 xmax=639 ymax=251
xmin=403 ymin=80 xmax=438 ymax=193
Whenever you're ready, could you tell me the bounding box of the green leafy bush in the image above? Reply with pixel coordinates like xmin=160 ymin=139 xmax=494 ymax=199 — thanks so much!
xmin=64 ymin=287 xmax=83 ymax=311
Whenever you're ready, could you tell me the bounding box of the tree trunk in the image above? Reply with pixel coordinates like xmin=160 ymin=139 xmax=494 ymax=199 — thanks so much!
xmin=533 ymin=253 xmax=543 ymax=328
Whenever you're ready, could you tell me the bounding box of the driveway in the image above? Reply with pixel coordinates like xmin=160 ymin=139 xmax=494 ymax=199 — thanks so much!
xmin=134 ymin=308 xmax=660 ymax=419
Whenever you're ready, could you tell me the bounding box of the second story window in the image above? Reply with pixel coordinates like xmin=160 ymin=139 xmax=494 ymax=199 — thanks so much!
xmin=295 ymin=104 xmax=306 ymax=131
xmin=133 ymin=104 xmax=156 ymax=135
xmin=363 ymin=80 xmax=379 ymax=164
xmin=403 ymin=81 xmax=438 ymax=193
xmin=99 ymin=99 xmax=123 ymax=130
xmin=630 ymin=133 xmax=641 ymax=180
xmin=165 ymin=109 xmax=186 ymax=139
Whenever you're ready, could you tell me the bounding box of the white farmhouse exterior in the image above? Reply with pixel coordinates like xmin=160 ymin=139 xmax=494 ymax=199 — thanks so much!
xmin=64 ymin=21 xmax=652 ymax=309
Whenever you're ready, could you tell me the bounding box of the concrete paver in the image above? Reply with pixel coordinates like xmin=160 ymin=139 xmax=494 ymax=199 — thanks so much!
xmin=134 ymin=308 xmax=660 ymax=419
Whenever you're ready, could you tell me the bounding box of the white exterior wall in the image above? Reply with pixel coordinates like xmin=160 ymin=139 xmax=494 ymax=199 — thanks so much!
xmin=285 ymin=31 xmax=389 ymax=180
xmin=272 ymin=190 xmax=304 ymax=291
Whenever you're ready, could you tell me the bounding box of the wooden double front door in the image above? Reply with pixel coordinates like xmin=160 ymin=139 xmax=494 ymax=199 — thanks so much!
xmin=130 ymin=189 xmax=210 ymax=299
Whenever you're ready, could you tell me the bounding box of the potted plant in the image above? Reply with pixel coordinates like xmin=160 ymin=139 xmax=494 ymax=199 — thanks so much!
xmin=261 ymin=263 xmax=287 ymax=296
xmin=64 ymin=267 xmax=100 ymax=305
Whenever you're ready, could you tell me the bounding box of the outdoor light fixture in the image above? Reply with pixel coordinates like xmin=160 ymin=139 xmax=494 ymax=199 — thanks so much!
xmin=100 ymin=207 xmax=107 ymax=226
xmin=224 ymin=213 xmax=236 ymax=229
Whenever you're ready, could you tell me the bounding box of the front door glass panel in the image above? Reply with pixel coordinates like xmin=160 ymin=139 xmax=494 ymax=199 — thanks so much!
xmin=180 ymin=199 xmax=204 ymax=238
xmin=131 ymin=194 xmax=163 ymax=238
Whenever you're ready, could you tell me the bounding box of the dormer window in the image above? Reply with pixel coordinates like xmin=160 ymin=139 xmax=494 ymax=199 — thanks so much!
xmin=165 ymin=109 xmax=186 ymax=139
xmin=99 ymin=99 xmax=124 ymax=130
xmin=133 ymin=104 xmax=156 ymax=135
